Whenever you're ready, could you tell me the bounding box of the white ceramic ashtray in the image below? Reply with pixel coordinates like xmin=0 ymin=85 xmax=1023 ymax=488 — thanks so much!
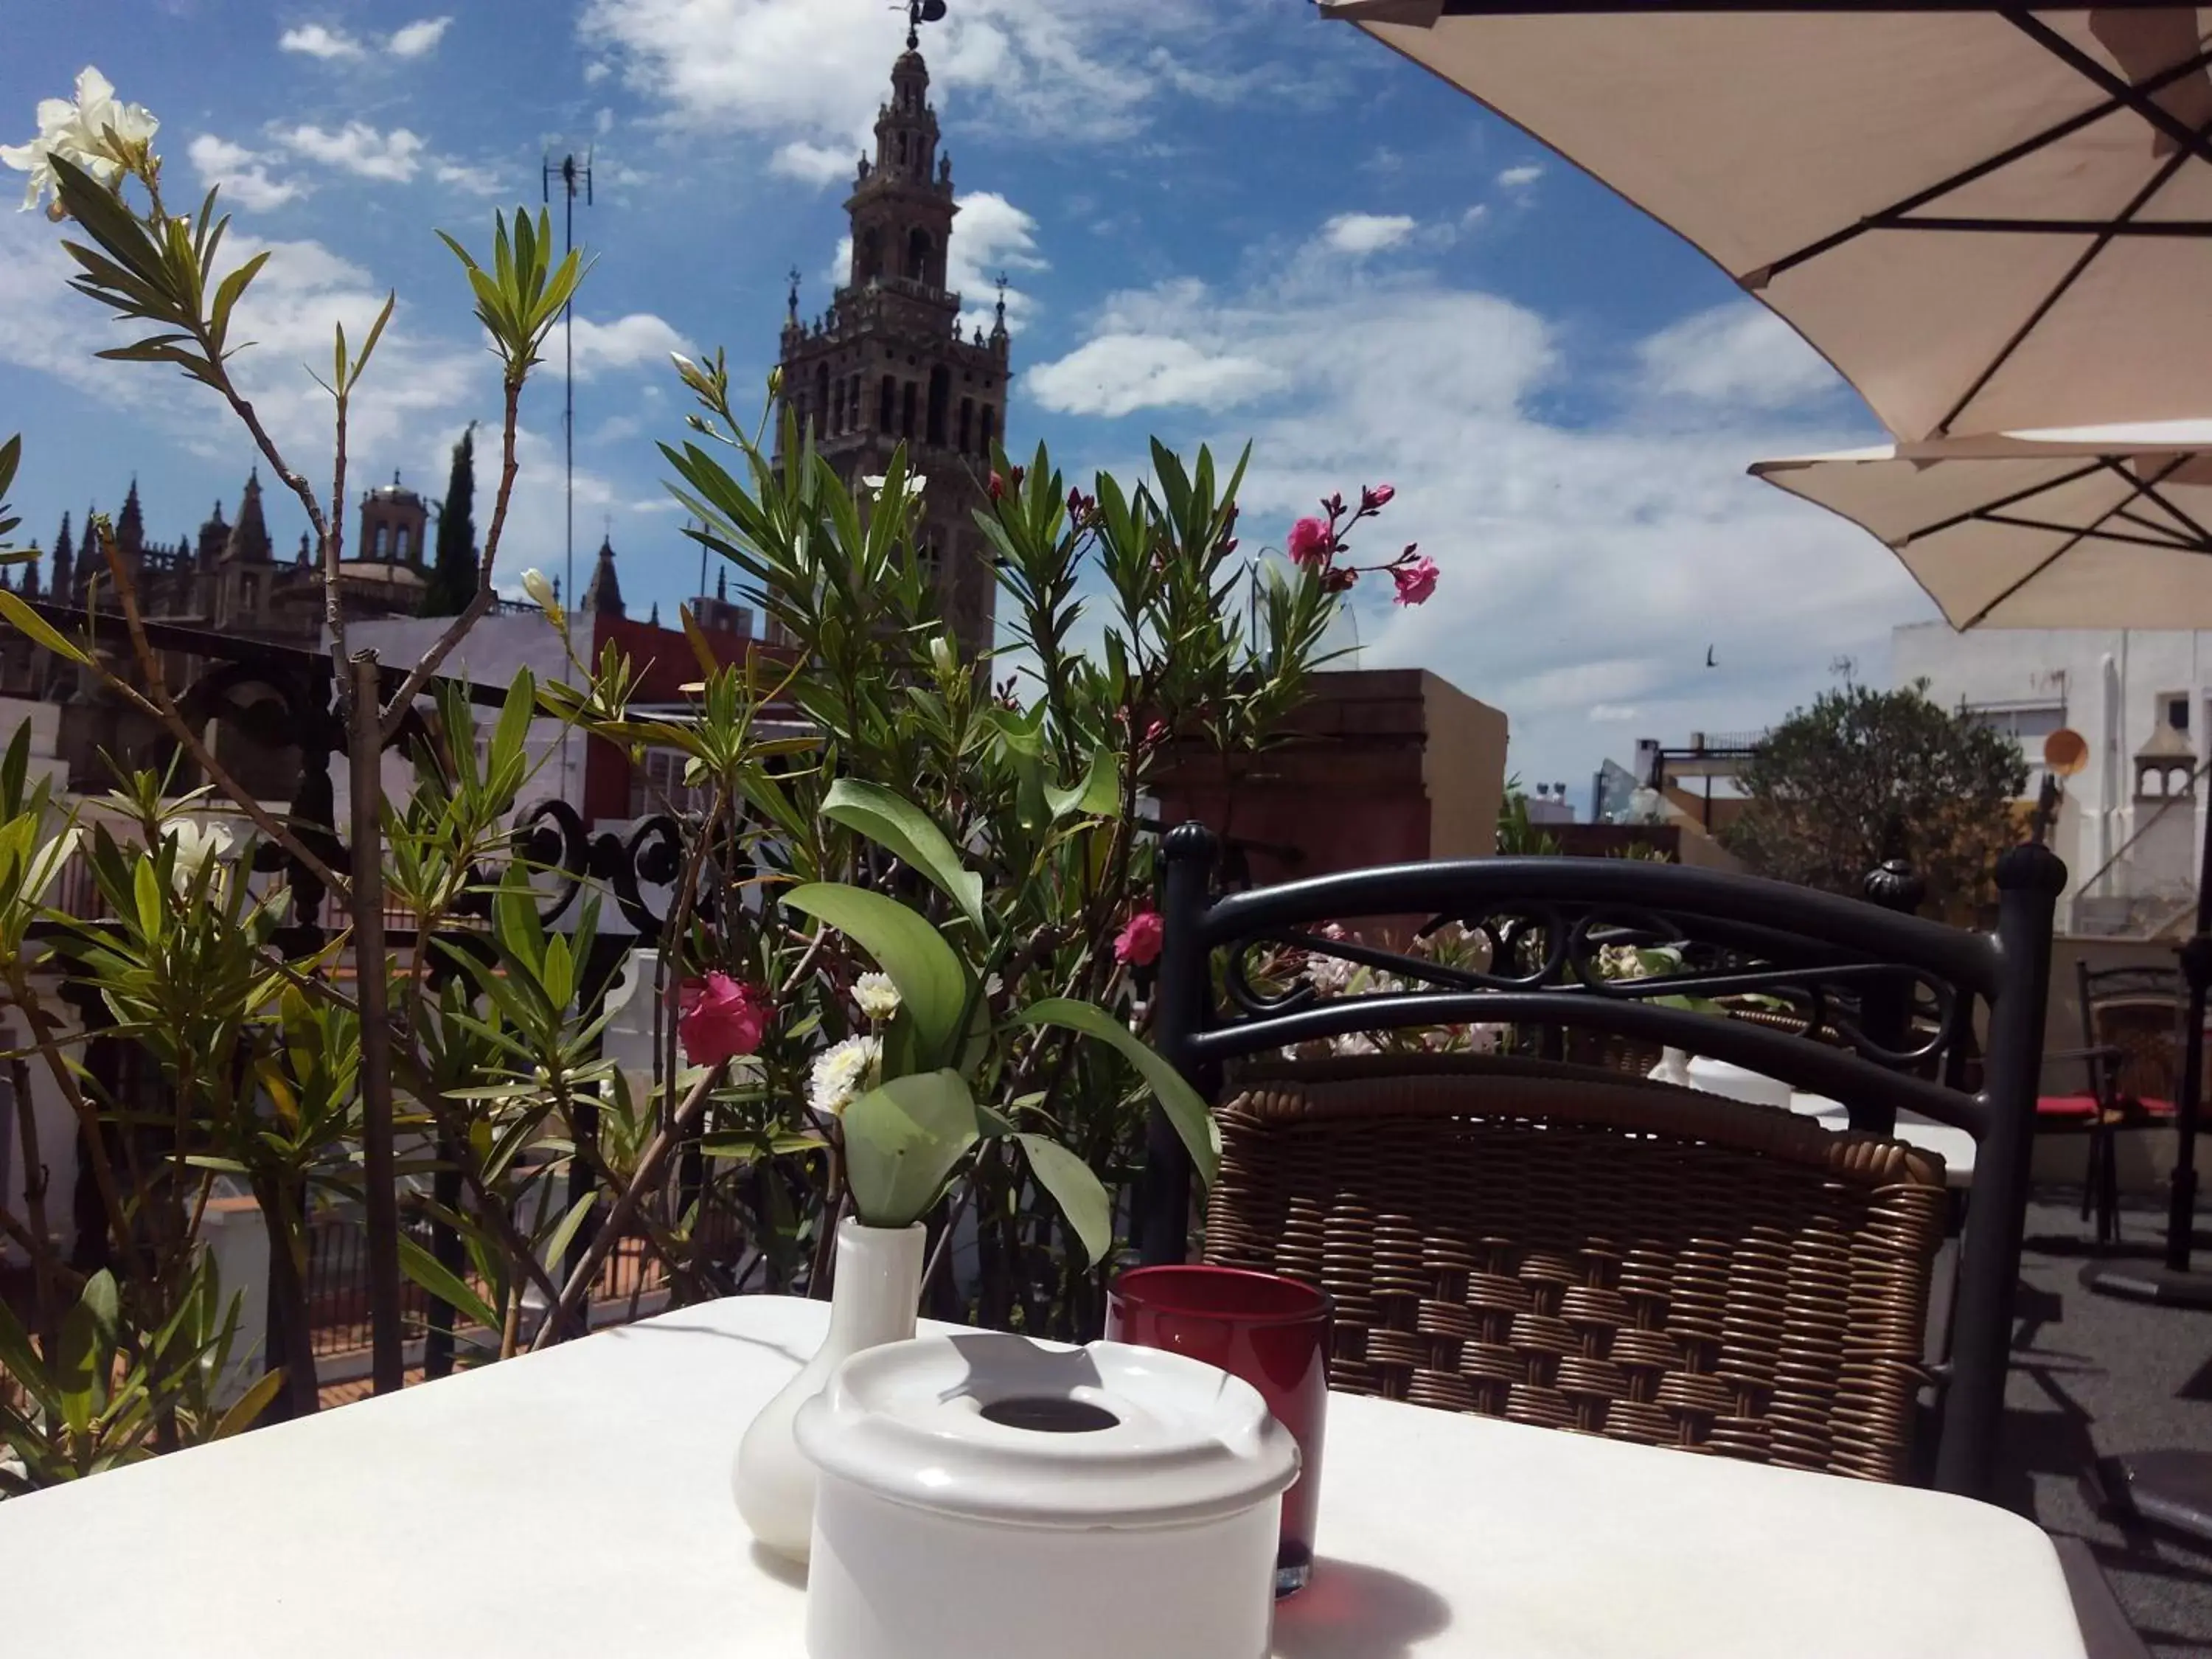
xmin=794 ymin=1330 xmax=1299 ymax=1659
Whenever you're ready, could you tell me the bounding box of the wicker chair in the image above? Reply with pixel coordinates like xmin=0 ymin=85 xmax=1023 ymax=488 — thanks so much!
xmin=1143 ymin=829 xmax=2066 ymax=1500
xmin=1206 ymin=1054 xmax=1947 ymax=1484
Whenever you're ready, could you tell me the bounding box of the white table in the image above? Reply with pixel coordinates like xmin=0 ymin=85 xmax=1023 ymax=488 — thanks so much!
xmin=0 ymin=1296 xmax=2084 ymax=1658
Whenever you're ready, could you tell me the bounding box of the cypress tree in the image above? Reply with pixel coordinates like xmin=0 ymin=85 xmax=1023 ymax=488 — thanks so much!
xmin=420 ymin=423 xmax=478 ymax=616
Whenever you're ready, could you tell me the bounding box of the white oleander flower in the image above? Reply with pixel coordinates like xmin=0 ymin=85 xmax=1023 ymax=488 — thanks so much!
xmin=808 ymin=1034 xmax=879 ymax=1119
xmin=860 ymin=473 xmax=928 ymax=502
xmin=1 ymin=68 xmax=158 ymax=218
xmin=852 ymin=972 xmax=901 ymax=1022
xmin=167 ymin=817 xmax=233 ymax=894
xmin=520 ymin=568 xmax=557 ymax=611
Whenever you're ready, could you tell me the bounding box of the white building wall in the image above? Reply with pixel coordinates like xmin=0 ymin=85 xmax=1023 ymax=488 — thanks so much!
xmin=1892 ymin=622 xmax=2211 ymax=933
xmin=330 ymin=613 xmax=583 ymax=830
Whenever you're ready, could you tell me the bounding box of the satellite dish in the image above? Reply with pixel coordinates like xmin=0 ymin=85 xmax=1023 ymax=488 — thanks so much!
xmin=2044 ymin=728 xmax=2089 ymax=777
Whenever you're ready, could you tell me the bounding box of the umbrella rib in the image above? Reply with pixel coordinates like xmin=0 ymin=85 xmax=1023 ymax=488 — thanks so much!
xmin=2009 ymin=11 xmax=2212 ymax=170
xmin=1748 ymin=44 xmax=2212 ymax=288
xmin=1902 ymin=459 xmax=2110 ymax=543
xmin=2112 ymin=504 xmax=2202 ymax=543
xmin=2107 ymin=458 xmax=2212 ymax=547
xmin=1974 ymin=512 xmax=2208 ymax=554
xmin=1881 ymin=218 xmax=2212 ymax=236
xmin=1961 ymin=456 xmax=2195 ymax=628
xmin=1934 ymin=125 xmax=2203 ymax=435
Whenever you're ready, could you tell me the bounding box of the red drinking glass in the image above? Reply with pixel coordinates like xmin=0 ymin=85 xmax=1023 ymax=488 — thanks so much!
xmin=1106 ymin=1265 xmax=1330 ymax=1596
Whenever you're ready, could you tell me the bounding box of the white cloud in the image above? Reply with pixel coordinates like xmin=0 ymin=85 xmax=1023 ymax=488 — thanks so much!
xmin=0 ymin=210 xmax=487 ymax=489
xmin=280 ymin=18 xmax=451 ymax=60
xmin=570 ymin=313 xmax=693 ymax=378
xmin=1323 ymin=212 xmax=1417 ymax=257
xmin=279 ymin=23 xmax=364 ymax=59
xmin=595 ymin=107 xmax=616 ymax=137
xmin=281 ymin=122 xmax=428 ymax=183
xmin=1637 ymin=302 xmax=1841 ymax=411
xmin=1020 ymin=261 xmax=1915 ymax=790
xmin=577 ymin=0 xmax=1268 ymax=156
xmin=770 ymin=141 xmax=852 ymax=187
xmin=1029 ymin=332 xmax=1287 ymax=418
xmin=188 ymin=135 xmax=305 ymax=212
xmin=434 ymin=159 xmax=506 ymax=196
xmin=387 ymin=16 xmax=453 ymax=58
xmin=1497 ymin=164 xmax=1543 ymax=189
xmin=949 ymin=190 xmax=1045 ymax=335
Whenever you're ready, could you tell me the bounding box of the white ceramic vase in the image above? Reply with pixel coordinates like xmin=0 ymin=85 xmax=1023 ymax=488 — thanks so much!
xmin=733 ymin=1217 xmax=925 ymax=1562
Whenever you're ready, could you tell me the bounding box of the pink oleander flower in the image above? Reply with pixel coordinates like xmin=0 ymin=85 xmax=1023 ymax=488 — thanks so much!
xmin=1287 ymin=516 xmax=1332 ymax=568
xmin=1392 ymin=555 xmax=1439 ymax=607
xmin=987 ymin=470 xmax=1006 ymax=501
xmin=1115 ymin=908 xmax=1165 ymax=967
xmin=1362 ymin=483 xmax=1395 ymax=512
xmin=1142 ymin=718 xmax=1168 ymax=746
xmin=678 ymin=972 xmax=771 ymax=1065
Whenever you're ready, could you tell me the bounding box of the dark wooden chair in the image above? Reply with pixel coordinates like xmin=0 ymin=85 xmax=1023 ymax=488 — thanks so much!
xmin=1142 ymin=827 xmax=2065 ymax=1501
xmin=2066 ymin=964 xmax=2185 ymax=1245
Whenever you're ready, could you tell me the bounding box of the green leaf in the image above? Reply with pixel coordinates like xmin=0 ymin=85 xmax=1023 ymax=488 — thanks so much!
xmin=783 ymin=883 xmax=967 ymax=1063
xmin=821 ymin=779 xmax=985 ymax=931
xmin=1046 ymin=743 xmax=1122 ymax=821
xmin=211 ymin=1369 xmax=287 ymax=1440
xmin=1015 ymin=1133 xmax=1113 ymax=1266
xmin=397 ymin=1233 xmax=501 ymax=1332
xmin=55 ymin=1270 xmax=119 ymax=1436
xmin=1015 ymin=998 xmax=1219 ymax=1188
xmin=0 ymin=591 xmax=90 ymax=667
xmin=537 ymin=1190 xmax=597 ymax=1276
xmin=842 ymin=1069 xmax=978 ymax=1228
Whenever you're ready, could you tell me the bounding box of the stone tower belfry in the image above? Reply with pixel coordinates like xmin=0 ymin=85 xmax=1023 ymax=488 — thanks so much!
xmin=774 ymin=23 xmax=1006 ymax=654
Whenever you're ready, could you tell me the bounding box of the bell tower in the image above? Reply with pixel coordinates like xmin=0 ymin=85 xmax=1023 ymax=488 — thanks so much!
xmin=775 ymin=8 xmax=1006 ymax=655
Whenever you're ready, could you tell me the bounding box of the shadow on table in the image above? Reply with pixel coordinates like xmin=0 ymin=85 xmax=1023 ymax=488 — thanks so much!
xmin=1272 ymin=1559 xmax=1451 ymax=1658
xmin=747 ymin=1540 xmax=808 ymax=1590
xmin=595 ymin=1319 xmax=813 ymax=1364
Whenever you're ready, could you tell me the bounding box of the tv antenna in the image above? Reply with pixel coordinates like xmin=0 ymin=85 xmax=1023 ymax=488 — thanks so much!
xmin=543 ymin=147 xmax=592 ymax=785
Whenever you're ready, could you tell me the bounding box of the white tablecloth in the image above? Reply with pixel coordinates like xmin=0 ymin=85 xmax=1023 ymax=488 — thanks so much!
xmin=0 ymin=1295 xmax=2083 ymax=1657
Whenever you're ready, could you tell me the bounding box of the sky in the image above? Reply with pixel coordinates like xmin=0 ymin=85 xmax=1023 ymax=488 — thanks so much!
xmin=0 ymin=0 xmax=1934 ymax=801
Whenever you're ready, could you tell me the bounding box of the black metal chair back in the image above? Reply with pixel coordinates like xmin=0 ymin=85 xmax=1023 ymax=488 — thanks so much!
xmin=1144 ymin=826 xmax=2065 ymax=1501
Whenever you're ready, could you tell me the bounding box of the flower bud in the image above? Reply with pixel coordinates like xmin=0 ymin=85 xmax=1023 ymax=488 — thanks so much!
xmin=1363 ymin=483 xmax=1397 ymax=511
xmin=988 ymin=470 xmax=1005 ymax=501
xmin=521 ymin=568 xmax=557 ymax=611
xmin=767 ymin=365 xmax=784 ymax=397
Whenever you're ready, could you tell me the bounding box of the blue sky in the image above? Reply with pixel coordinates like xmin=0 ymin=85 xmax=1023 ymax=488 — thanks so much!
xmin=0 ymin=0 xmax=1928 ymax=797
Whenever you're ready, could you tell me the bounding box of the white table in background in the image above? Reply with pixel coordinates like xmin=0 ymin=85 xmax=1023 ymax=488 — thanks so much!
xmin=0 ymin=1296 xmax=2083 ymax=1658
xmin=1684 ymin=1057 xmax=1978 ymax=1188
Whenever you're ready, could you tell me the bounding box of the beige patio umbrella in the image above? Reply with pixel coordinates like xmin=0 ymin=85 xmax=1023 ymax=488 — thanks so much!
xmin=1750 ymin=422 xmax=2212 ymax=630
xmin=1322 ymin=2 xmax=2212 ymax=442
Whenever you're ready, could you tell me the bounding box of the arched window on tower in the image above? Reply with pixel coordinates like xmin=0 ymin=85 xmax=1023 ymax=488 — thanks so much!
xmin=980 ymin=406 xmax=997 ymax=453
xmin=814 ymin=364 xmax=830 ymax=435
xmin=958 ymin=397 xmax=973 ymax=453
xmin=901 ymin=380 xmax=918 ymax=439
xmin=372 ymin=524 xmax=388 ymax=559
xmin=832 ymin=378 xmax=846 ymax=434
xmin=850 ymin=375 xmax=863 ymax=430
xmin=395 ymin=526 xmax=411 ymax=561
xmin=926 ymin=366 xmax=949 ymax=447
xmin=860 ymin=228 xmax=883 ymax=285
xmin=879 ymin=375 xmax=896 ymax=432
xmin=906 ymin=229 xmax=931 ymax=282
xmin=897 ymin=133 xmax=908 ymax=165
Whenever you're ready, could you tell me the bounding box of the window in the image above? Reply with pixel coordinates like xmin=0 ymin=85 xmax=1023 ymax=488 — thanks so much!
xmin=980 ymin=405 xmax=996 ymax=453
xmin=878 ymin=375 xmax=896 ymax=431
xmin=2170 ymin=695 xmax=2191 ymax=732
xmin=395 ymin=526 xmax=411 ymax=561
xmin=901 ymin=380 xmax=918 ymax=438
xmin=815 ymin=364 xmax=830 ymax=434
xmin=906 ymin=228 xmax=932 ymax=282
xmin=859 ymin=228 xmax=882 ymax=285
xmin=633 ymin=748 xmax=712 ymax=818
xmin=926 ymin=366 xmax=949 ymax=447
xmin=372 ymin=524 xmax=388 ymax=558
xmin=832 ymin=379 xmax=846 ymax=434
xmin=958 ymin=397 xmax=973 ymax=453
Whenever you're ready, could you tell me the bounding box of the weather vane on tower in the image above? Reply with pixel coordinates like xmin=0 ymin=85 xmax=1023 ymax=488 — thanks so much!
xmin=902 ymin=0 xmax=947 ymax=51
